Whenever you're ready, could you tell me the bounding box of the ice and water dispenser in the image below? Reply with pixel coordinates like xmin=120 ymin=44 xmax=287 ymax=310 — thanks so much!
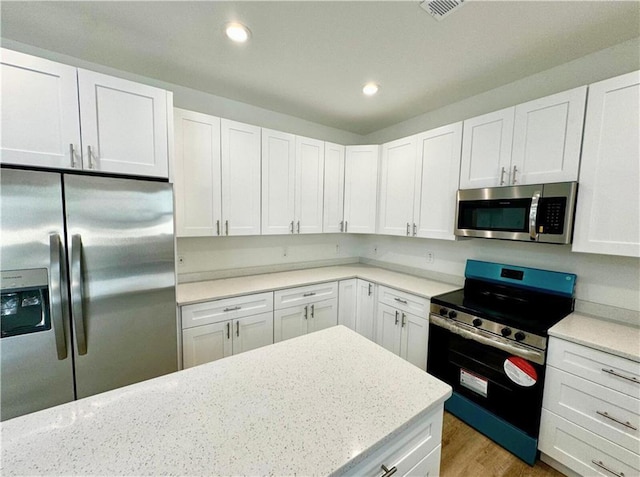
xmin=1 ymin=269 xmax=50 ymax=338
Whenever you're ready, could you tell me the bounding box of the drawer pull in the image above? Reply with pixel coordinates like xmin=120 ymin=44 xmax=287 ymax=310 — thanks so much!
xmin=602 ymin=368 xmax=640 ymax=384
xmin=380 ymin=464 xmax=397 ymax=477
xmin=592 ymin=459 xmax=625 ymax=477
xmin=303 ymin=292 xmax=316 ymax=297
xmin=223 ymin=306 xmax=241 ymax=312
xmin=394 ymin=298 xmax=408 ymax=305
xmin=596 ymin=410 xmax=638 ymax=430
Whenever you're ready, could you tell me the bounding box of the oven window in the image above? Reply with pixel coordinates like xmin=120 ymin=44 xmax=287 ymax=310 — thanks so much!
xmin=458 ymin=199 xmax=530 ymax=232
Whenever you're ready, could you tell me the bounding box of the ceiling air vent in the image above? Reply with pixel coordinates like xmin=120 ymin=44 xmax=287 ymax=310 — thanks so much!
xmin=420 ymin=0 xmax=466 ymax=21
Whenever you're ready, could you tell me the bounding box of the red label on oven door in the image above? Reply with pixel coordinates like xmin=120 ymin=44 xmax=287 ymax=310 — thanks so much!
xmin=503 ymin=356 xmax=538 ymax=387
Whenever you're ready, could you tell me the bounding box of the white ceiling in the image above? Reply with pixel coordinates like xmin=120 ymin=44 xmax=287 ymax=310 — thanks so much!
xmin=1 ymin=1 xmax=639 ymax=135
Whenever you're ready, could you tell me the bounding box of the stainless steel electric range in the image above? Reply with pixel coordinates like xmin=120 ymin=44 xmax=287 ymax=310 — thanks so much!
xmin=427 ymin=260 xmax=576 ymax=465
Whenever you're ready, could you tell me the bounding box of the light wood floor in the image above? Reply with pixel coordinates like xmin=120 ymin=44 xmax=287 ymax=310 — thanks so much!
xmin=440 ymin=412 xmax=564 ymax=477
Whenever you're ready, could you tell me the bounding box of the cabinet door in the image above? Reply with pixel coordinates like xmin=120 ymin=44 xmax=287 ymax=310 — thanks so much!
xmin=1 ymin=49 xmax=81 ymax=170
xmin=173 ymin=108 xmax=222 ymax=237
xmin=511 ymin=86 xmax=586 ymax=185
xmin=460 ymin=107 xmax=514 ymax=189
xmin=323 ymin=142 xmax=346 ymax=233
xmin=221 ymin=119 xmax=262 ymax=236
xmin=77 ymin=69 xmax=168 ymax=178
xmin=376 ymin=303 xmax=402 ymax=356
xmin=182 ymin=321 xmax=232 ymax=368
xmin=400 ymin=313 xmax=429 ymax=369
xmin=572 ymin=71 xmax=640 ymax=257
xmin=378 ymin=136 xmax=420 ymax=236
xmin=262 ymin=129 xmax=296 ymax=235
xmin=308 ymin=298 xmax=338 ymax=334
xmin=344 ymin=145 xmax=380 ymax=233
xmin=414 ymin=122 xmax=462 ymax=240
xmin=233 ymin=312 xmax=274 ymax=355
xmin=338 ymin=279 xmax=358 ymax=331
xmin=274 ymin=305 xmax=308 ymax=343
xmin=296 ymin=136 xmax=325 ymax=234
xmin=355 ymin=279 xmax=376 ymax=341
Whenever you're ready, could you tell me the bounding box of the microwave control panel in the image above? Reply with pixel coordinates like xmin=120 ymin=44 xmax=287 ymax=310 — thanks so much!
xmin=537 ymin=197 xmax=567 ymax=234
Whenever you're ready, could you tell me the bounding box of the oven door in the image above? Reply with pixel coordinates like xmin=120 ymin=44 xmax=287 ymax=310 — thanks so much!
xmin=427 ymin=317 xmax=546 ymax=437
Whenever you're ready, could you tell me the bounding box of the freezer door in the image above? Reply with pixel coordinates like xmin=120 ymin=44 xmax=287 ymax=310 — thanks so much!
xmin=63 ymin=174 xmax=178 ymax=398
xmin=0 ymin=169 xmax=74 ymax=421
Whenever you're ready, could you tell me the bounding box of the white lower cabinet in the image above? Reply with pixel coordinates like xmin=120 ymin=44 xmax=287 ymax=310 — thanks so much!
xmin=180 ymin=292 xmax=274 ymax=368
xmin=338 ymin=279 xmax=377 ymax=341
xmin=375 ymin=287 xmax=430 ymax=369
xmin=539 ymin=337 xmax=640 ymax=476
xmin=274 ymin=282 xmax=338 ymax=343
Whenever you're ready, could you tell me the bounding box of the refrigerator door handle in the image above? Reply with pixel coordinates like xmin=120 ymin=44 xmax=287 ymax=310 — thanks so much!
xmin=49 ymin=234 xmax=68 ymax=360
xmin=71 ymin=234 xmax=88 ymax=355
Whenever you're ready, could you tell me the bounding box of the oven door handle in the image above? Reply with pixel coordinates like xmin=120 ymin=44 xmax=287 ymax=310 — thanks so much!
xmin=429 ymin=314 xmax=545 ymax=365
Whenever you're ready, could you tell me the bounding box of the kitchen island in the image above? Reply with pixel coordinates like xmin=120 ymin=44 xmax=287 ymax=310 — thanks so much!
xmin=1 ymin=326 xmax=452 ymax=476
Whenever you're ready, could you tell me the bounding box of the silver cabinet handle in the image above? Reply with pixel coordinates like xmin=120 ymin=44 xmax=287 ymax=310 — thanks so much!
xmin=340 ymin=221 xmax=344 ymax=232
xmin=297 ymin=220 xmax=300 ymax=234
xmin=345 ymin=221 xmax=348 ymax=233
xmin=49 ymin=234 xmax=68 ymax=360
xmin=500 ymin=166 xmax=507 ymax=185
xmin=87 ymin=145 xmax=96 ymax=169
xmin=394 ymin=297 xmax=408 ymax=305
xmin=236 ymin=321 xmax=240 ymax=337
xmin=368 ymin=283 xmax=372 ymax=296
xmin=395 ymin=310 xmax=399 ymax=325
xmin=290 ymin=220 xmax=294 ymax=234
xmin=303 ymin=292 xmax=316 ymax=297
xmin=380 ymin=464 xmax=397 ymax=477
xmin=223 ymin=306 xmax=241 ymax=312
xmin=216 ymin=220 xmax=220 ymax=236
xmin=406 ymin=222 xmax=410 ymax=236
xmin=401 ymin=313 xmax=406 ymax=327
xmin=69 ymin=144 xmax=77 ymax=168
xmin=512 ymin=165 xmax=518 ymax=184
xmin=227 ymin=322 xmax=230 ymax=339
xmin=70 ymin=234 xmax=87 ymax=355
xmin=596 ymin=410 xmax=638 ymax=430
xmin=602 ymin=368 xmax=640 ymax=384
xmin=591 ymin=460 xmax=625 ymax=477
xmin=304 ymin=305 xmax=308 ymax=320
xmin=225 ymin=220 xmax=229 ymax=236
xmin=413 ymin=223 xmax=417 ymax=236
xmin=529 ymin=191 xmax=541 ymax=241
xmin=310 ymin=304 xmax=314 ymax=318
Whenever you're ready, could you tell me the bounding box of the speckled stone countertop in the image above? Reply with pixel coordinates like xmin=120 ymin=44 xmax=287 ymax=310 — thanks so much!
xmin=1 ymin=326 xmax=452 ymax=476
xmin=549 ymin=313 xmax=640 ymax=362
xmin=177 ymin=264 xmax=461 ymax=306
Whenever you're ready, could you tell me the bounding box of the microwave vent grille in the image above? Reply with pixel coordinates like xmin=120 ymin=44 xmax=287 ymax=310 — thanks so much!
xmin=420 ymin=0 xmax=466 ymax=21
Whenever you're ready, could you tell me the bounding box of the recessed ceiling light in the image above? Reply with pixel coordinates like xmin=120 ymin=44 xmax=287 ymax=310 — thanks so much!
xmin=225 ymin=23 xmax=251 ymax=43
xmin=362 ymin=82 xmax=379 ymax=96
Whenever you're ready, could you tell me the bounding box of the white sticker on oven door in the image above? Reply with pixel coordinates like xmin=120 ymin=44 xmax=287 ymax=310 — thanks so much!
xmin=460 ymin=369 xmax=488 ymax=397
xmin=504 ymin=356 xmax=538 ymax=387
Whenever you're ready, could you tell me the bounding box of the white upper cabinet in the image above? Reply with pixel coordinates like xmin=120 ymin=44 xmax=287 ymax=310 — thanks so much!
xmin=295 ymin=136 xmax=325 ymax=234
xmin=221 ymin=119 xmax=262 ymax=236
xmin=344 ymin=145 xmax=380 ymax=234
xmin=323 ymin=142 xmax=346 ymax=233
xmin=261 ymin=131 xmax=325 ymax=235
xmin=511 ymin=86 xmax=586 ymax=185
xmin=261 ymin=129 xmax=296 ymax=235
xmin=1 ymin=49 xmax=81 ymax=170
xmin=173 ymin=108 xmax=221 ymax=237
xmin=460 ymin=107 xmax=514 ymax=189
xmin=572 ymin=71 xmax=640 ymax=257
xmin=77 ymin=69 xmax=169 ymax=178
xmin=414 ymin=122 xmax=462 ymax=240
xmin=378 ymin=135 xmax=420 ymax=236
xmin=460 ymin=86 xmax=586 ymax=189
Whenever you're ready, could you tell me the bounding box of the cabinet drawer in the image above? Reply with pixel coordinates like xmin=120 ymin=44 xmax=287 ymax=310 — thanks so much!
xmin=539 ymin=409 xmax=640 ymax=476
xmin=377 ymin=286 xmax=429 ymax=317
xmin=547 ymin=337 xmax=640 ymax=398
xmin=544 ymin=366 xmax=640 ymax=453
xmin=404 ymin=444 xmax=441 ymax=477
xmin=274 ymin=282 xmax=338 ymax=309
xmin=181 ymin=292 xmax=274 ymax=329
xmin=341 ymin=405 xmax=443 ymax=476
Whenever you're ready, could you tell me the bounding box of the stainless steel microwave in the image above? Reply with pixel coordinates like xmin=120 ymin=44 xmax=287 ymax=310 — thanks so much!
xmin=455 ymin=182 xmax=578 ymax=244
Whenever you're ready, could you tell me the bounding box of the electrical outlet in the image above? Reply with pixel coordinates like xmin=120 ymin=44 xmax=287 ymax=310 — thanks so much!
xmin=283 ymin=247 xmax=288 ymax=257
xmin=178 ymin=256 xmax=185 ymax=265
xmin=335 ymin=244 xmax=340 ymax=255
xmin=426 ymin=251 xmax=434 ymax=264
xmin=373 ymin=245 xmax=378 ymax=255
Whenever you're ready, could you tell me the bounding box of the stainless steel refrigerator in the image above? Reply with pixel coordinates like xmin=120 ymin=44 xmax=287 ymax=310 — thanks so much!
xmin=0 ymin=168 xmax=178 ymax=421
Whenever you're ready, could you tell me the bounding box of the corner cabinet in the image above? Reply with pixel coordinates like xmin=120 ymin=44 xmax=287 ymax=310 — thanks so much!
xmin=323 ymin=142 xmax=346 ymax=233
xmin=344 ymin=145 xmax=380 ymax=234
xmin=1 ymin=48 xmax=170 ymax=179
xmin=572 ymin=71 xmax=640 ymax=257
xmin=338 ymin=279 xmax=377 ymax=341
xmin=460 ymin=86 xmax=586 ymax=189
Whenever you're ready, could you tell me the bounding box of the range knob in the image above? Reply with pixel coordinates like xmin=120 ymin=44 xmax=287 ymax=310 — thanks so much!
xmin=439 ymin=307 xmax=448 ymax=316
xmin=472 ymin=318 xmax=482 ymax=327
xmin=448 ymin=310 xmax=458 ymax=319
xmin=501 ymin=327 xmax=512 ymax=337
xmin=514 ymin=331 xmax=526 ymax=342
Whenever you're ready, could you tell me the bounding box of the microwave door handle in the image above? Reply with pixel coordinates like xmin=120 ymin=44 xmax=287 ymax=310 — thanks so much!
xmin=49 ymin=234 xmax=68 ymax=360
xmin=70 ymin=234 xmax=88 ymax=355
xmin=529 ymin=191 xmax=541 ymax=241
